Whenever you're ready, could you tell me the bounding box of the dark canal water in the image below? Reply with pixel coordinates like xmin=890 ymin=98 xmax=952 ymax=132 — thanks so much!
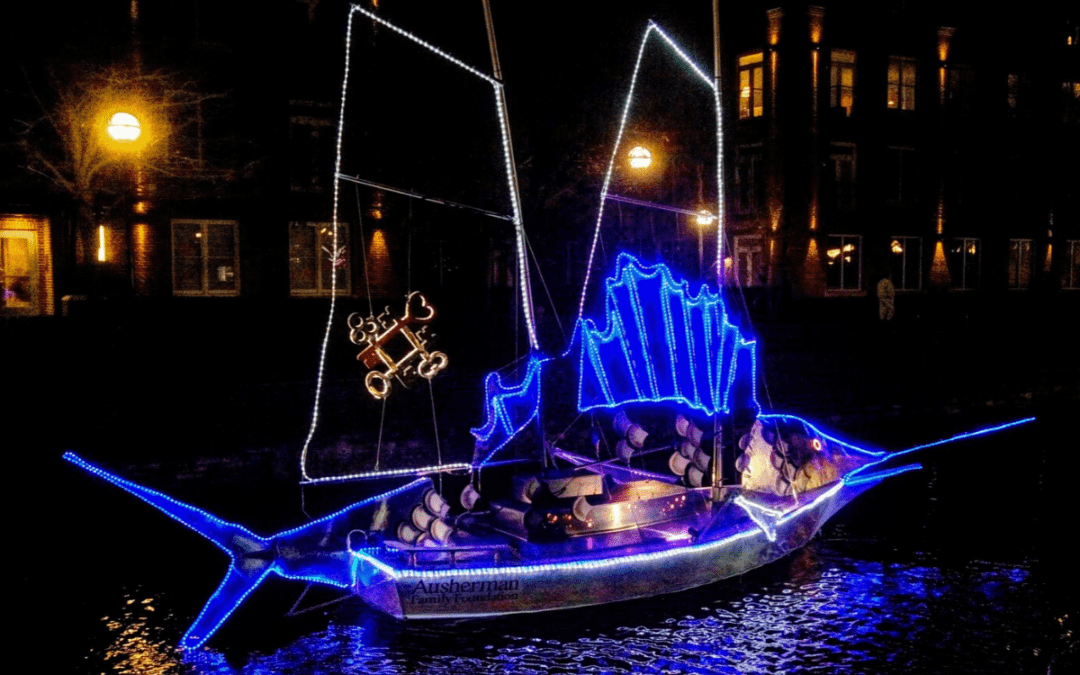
xmin=25 ymin=406 xmax=1076 ymax=674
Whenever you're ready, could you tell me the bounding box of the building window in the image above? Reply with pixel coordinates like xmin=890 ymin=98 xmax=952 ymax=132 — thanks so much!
xmin=825 ymin=235 xmax=861 ymax=291
xmin=830 ymin=50 xmax=856 ymax=116
xmin=945 ymin=65 xmax=975 ymax=117
xmin=889 ymin=236 xmax=922 ymax=291
xmin=948 ymin=238 xmax=980 ymax=290
xmin=1066 ymin=240 xmax=1079 ymax=289
xmin=885 ymin=147 xmax=917 ymax=204
xmin=289 ymin=222 xmax=350 ymax=295
xmin=733 ymin=235 xmax=765 ymax=287
xmin=887 ymin=57 xmax=917 ymax=110
xmin=734 ymin=146 xmax=764 ymax=214
xmin=829 ymin=144 xmax=856 ymax=211
xmin=289 ymin=115 xmax=335 ymax=192
xmin=1007 ymin=239 xmax=1034 ymax=289
xmin=739 ymin=53 xmax=765 ymax=119
xmin=172 ymin=219 xmax=239 ymax=295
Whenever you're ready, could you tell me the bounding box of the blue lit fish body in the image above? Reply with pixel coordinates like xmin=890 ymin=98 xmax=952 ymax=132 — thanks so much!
xmin=64 ymin=246 xmax=1038 ymax=649
xmin=64 ymin=252 xmax=1036 ymax=649
xmin=63 ymin=452 xmax=430 ymax=650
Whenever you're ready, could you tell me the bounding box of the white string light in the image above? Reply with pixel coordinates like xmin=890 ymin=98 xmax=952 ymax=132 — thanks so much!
xmin=300 ymin=7 xmax=359 ymax=482
xmin=302 ymin=4 xmax=540 ymax=480
xmin=576 ymin=21 xmax=719 ymax=326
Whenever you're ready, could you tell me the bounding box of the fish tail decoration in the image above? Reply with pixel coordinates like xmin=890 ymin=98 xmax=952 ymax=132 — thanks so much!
xmin=63 ymin=452 xmax=427 ymax=650
xmin=578 ymin=253 xmax=758 ymax=416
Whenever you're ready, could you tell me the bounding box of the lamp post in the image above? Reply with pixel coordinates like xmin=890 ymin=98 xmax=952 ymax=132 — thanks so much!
xmin=102 ymin=110 xmax=144 ymax=292
xmin=694 ymin=209 xmax=715 ymax=279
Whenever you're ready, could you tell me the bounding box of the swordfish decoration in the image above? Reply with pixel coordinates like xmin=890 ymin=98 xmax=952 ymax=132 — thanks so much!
xmin=347 ymin=291 xmax=449 ymax=399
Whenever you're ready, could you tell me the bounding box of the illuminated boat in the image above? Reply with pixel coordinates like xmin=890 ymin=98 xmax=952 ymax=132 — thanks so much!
xmin=63 ymin=250 xmax=1032 ymax=647
xmin=63 ymin=5 xmax=1035 ymax=651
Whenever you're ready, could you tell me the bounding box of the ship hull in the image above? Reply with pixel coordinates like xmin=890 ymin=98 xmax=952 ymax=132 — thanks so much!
xmin=354 ymin=480 xmax=874 ymax=619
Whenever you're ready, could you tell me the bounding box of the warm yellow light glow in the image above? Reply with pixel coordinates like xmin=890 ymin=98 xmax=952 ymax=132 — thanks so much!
xmin=628 ymin=146 xmax=652 ymax=169
xmin=107 ymin=112 xmax=141 ymax=142
xmin=97 ymin=225 xmax=106 ymax=261
xmin=724 ymin=256 xmax=733 ymax=268
xmin=930 ymin=240 xmax=950 ymax=287
xmin=134 ymin=201 xmax=148 ymax=214
xmin=808 ymin=6 xmax=824 ymax=44
xmin=695 ymin=210 xmax=715 ymax=227
xmin=1044 ymin=244 xmax=1053 ymax=273
xmin=891 ymin=240 xmax=904 ymax=254
xmin=937 ymin=27 xmax=955 ymax=62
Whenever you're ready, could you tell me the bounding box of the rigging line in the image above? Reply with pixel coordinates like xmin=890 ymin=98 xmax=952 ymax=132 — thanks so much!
xmin=523 ymin=229 xmax=567 ymax=345
xmin=354 ymin=183 xmax=373 ymax=317
xmin=374 ymin=396 xmax=387 ymax=471
xmin=606 ymin=193 xmax=704 ymax=217
xmin=337 ymin=174 xmax=514 ymax=222
xmin=428 ymin=378 xmax=443 ymax=495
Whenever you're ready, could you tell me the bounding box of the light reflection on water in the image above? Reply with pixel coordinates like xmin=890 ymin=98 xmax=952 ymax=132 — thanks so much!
xmin=94 ymin=543 xmax=1067 ymax=675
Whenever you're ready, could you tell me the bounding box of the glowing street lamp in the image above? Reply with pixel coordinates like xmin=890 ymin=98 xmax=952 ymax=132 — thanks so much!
xmin=107 ymin=112 xmax=142 ymax=143
xmin=628 ymin=145 xmax=652 ymax=170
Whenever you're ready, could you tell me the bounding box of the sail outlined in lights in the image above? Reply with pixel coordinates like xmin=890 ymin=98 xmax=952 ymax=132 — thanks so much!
xmin=577 ymin=253 xmax=758 ymax=416
xmin=471 ymin=357 xmax=545 ymax=465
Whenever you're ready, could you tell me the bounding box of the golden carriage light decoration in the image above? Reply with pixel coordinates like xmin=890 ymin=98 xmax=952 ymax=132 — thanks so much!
xmin=347 ymin=291 xmax=449 ymax=399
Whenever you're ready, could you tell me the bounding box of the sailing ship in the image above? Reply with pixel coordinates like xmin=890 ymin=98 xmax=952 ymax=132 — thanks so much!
xmin=64 ymin=4 xmax=1033 ymax=651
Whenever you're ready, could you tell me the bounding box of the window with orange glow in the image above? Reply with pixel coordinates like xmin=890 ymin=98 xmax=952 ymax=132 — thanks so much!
xmin=738 ymin=53 xmax=765 ymax=119
xmin=948 ymin=238 xmax=980 ymax=290
xmin=829 ymin=50 xmax=856 ymax=116
xmin=1007 ymin=239 xmax=1034 ymax=289
xmin=887 ymin=57 xmax=917 ymax=110
xmin=825 ymin=234 xmax=861 ymax=291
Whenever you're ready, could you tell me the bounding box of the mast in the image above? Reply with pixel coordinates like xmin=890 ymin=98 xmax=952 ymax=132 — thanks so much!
xmin=481 ymin=0 xmax=540 ymax=353
xmin=711 ymin=0 xmax=726 ymax=492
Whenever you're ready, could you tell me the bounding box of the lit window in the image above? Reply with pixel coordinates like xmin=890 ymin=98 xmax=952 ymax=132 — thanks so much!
xmin=289 ymin=222 xmax=350 ymax=295
xmin=829 ymin=144 xmax=856 ymax=211
xmin=825 ymin=234 xmax=861 ymax=291
xmin=887 ymin=57 xmax=917 ymax=110
xmin=948 ymin=238 xmax=980 ymax=290
xmin=1007 ymin=239 xmax=1034 ymax=289
xmin=739 ymin=53 xmax=765 ymax=119
xmin=734 ymin=235 xmax=765 ymax=287
xmin=172 ymin=220 xmax=239 ymax=295
xmin=830 ymin=50 xmax=856 ymax=116
xmin=889 ymin=236 xmax=922 ymax=291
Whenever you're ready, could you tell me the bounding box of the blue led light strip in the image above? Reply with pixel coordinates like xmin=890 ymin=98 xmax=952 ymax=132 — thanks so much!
xmin=64 ymin=452 xmax=427 ymax=649
xmin=577 ymin=253 xmax=757 ymax=416
xmin=843 ymin=463 xmax=922 ymax=486
xmin=845 ymin=417 xmax=1036 ymax=482
xmin=471 ymin=357 xmax=546 ymax=466
xmin=352 ymin=481 xmax=849 ymax=582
